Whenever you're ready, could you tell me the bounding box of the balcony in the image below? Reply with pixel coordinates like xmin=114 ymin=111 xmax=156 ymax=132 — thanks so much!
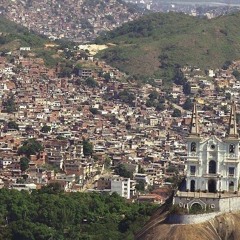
xmin=225 ymin=154 xmax=238 ymax=163
xmin=188 ymin=152 xmax=198 ymax=157
xmin=226 ymin=153 xmax=237 ymax=159
xmin=186 ymin=152 xmax=199 ymax=162
xmin=202 ymin=173 xmax=221 ymax=178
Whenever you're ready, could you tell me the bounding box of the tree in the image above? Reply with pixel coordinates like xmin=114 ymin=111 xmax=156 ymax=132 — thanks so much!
xmin=115 ymin=164 xmax=133 ymax=178
xmin=226 ymin=92 xmax=231 ymax=100
xmin=59 ymin=66 xmax=72 ymax=78
xmin=222 ymin=60 xmax=232 ymax=70
xmin=172 ymin=108 xmax=181 ymax=117
xmin=118 ymin=90 xmax=135 ymax=106
xmin=104 ymin=156 xmax=112 ymax=169
xmin=135 ymin=180 xmax=145 ymax=191
xmin=20 ymin=157 xmax=30 ymax=172
xmin=7 ymin=121 xmax=19 ymax=130
xmin=40 ymin=125 xmax=51 ymax=133
xmin=156 ymin=102 xmax=165 ymax=111
xmin=73 ymin=63 xmax=83 ymax=76
xmin=232 ymin=70 xmax=240 ymax=81
xmin=166 ymin=165 xmax=179 ymax=174
xmin=183 ymin=82 xmax=191 ymax=95
xmin=148 ymin=91 xmax=158 ymax=100
xmin=89 ymin=108 xmax=98 ymax=115
xmin=40 ymin=182 xmax=63 ymax=194
xmin=18 ymin=139 xmax=43 ymax=157
xmin=103 ymin=72 xmax=111 ymax=81
xmin=85 ymin=77 xmax=98 ymax=88
xmin=173 ymin=68 xmax=185 ymax=85
xmin=182 ymin=98 xmax=193 ymax=110
xmin=202 ymin=104 xmax=212 ymax=111
xmin=2 ymin=94 xmax=17 ymax=113
xmin=82 ymin=139 xmax=93 ymax=156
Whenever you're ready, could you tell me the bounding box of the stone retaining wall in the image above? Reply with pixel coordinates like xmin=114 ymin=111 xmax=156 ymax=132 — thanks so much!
xmin=167 ymin=212 xmax=221 ymax=224
xmin=170 ymin=195 xmax=240 ymax=224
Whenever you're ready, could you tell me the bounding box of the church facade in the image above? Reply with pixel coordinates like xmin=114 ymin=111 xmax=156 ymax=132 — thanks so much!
xmin=185 ymin=102 xmax=240 ymax=193
xmin=172 ymin=102 xmax=240 ymax=214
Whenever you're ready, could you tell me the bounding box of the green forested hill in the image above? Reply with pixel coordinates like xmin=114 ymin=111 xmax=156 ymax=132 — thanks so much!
xmin=96 ymin=12 xmax=240 ymax=84
xmin=0 ymin=187 xmax=157 ymax=240
xmin=0 ymin=16 xmax=48 ymax=49
xmin=0 ymin=16 xmax=74 ymax=67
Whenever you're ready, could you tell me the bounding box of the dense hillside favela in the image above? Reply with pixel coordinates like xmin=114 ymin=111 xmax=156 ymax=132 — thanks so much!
xmin=2 ymin=1 xmax=240 ymax=239
xmin=0 ymin=0 xmax=144 ymax=42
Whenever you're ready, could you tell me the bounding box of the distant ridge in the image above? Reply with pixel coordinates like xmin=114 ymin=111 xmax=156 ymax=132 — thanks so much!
xmin=96 ymin=12 xmax=240 ymax=84
xmin=0 ymin=16 xmax=49 ymax=50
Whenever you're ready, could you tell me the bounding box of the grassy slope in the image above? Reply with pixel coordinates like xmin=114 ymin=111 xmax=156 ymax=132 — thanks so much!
xmin=0 ymin=16 xmax=70 ymax=67
xmin=0 ymin=16 xmax=48 ymax=50
xmin=97 ymin=12 xmax=240 ymax=84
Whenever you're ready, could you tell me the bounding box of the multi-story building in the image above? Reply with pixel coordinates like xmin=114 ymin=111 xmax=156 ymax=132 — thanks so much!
xmin=111 ymin=176 xmax=131 ymax=199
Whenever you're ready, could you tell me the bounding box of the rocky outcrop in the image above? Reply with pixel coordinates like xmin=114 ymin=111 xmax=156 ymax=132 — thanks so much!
xmin=136 ymin=208 xmax=240 ymax=240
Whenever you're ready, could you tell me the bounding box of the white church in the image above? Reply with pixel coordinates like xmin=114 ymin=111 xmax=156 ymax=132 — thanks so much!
xmin=172 ymin=102 xmax=240 ymax=215
xmin=185 ymin=102 xmax=239 ymax=193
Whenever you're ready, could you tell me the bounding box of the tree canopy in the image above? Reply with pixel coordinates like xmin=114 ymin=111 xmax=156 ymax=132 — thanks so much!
xmin=82 ymin=139 xmax=94 ymax=156
xmin=40 ymin=125 xmax=51 ymax=133
xmin=182 ymin=98 xmax=193 ymax=110
xmin=18 ymin=139 xmax=44 ymax=157
xmin=7 ymin=121 xmax=19 ymax=130
xmin=115 ymin=164 xmax=133 ymax=178
xmin=2 ymin=94 xmax=17 ymax=113
xmin=0 ymin=189 xmax=158 ymax=240
xmin=172 ymin=108 xmax=181 ymax=117
xmin=20 ymin=157 xmax=30 ymax=172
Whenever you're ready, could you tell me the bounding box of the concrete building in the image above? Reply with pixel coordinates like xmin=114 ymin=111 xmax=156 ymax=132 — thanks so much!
xmin=111 ymin=175 xmax=131 ymax=199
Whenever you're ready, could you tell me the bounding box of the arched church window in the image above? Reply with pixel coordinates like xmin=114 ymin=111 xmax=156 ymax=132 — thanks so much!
xmin=191 ymin=142 xmax=196 ymax=152
xmin=190 ymin=180 xmax=195 ymax=192
xmin=229 ymin=144 xmax=235 ymax=153
xmin=209 ymin=160 xmax=216 ymax=174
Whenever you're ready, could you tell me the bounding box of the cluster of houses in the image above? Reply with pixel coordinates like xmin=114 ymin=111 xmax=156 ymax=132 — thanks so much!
xmin=1 ymin=0 xmax=141 ymax=42
xmin=125 ymin=0 xmax=240 ymax=19
xmin=0 ymin=42 xmax=240 ymax=204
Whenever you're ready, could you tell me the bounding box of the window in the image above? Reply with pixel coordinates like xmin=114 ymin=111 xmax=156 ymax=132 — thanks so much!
xmin=229 ymin=144 xmax=235 ymax=153
xmin=190 ymin=166 xmax=196 ymax=175
xmin=209 ymin=160 xmax=216 ymax=174
xmin=190 ymin=180 xmax=195 ymax=192
xmin=190 ymin=142 xmax=196 ymax=152
xmin=229 ymin=167 xmax=235 ymax=176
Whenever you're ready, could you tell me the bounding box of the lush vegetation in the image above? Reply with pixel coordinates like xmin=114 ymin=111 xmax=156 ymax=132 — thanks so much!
xmin=115 ymin=164 xmax=133 ymax=178
xmin=40 ymin=125 xmax=51 ymax=133
xmin=96 ymin=12 xmax=240 ymax=85
xmin=18 ymin=139 xmax=44 ymax=158
xmin=0 ymin=16 xmax=74 ymax=68
xmin=0 ymin=188 xmax=158 ymax=240
xmin=0 ymin=16 xmax=47 ymax=50
xmin=7 ymin=121 xmax=19 ymax=130
xmin=2 ymin=94 xmax=17 ymax=113
xmin=82 ymin=139 xmax=94 ymax=156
